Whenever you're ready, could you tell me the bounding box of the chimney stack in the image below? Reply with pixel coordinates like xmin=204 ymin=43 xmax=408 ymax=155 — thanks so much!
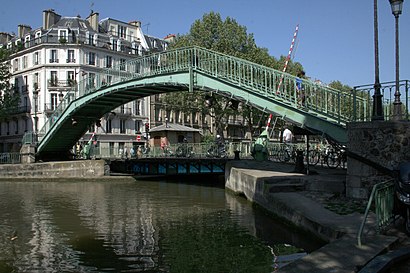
xmin=18 ymin=25 xmax=32 ymax=38
xmin=42 ymin=9 xmax=61 ymax=30
xmin=0 ymin=32 xmax=13 ymax=44
xmin=129 ymin=21 xmax=141 ymax=28
xmin=86 ymin=11 xmax=99 ymax=32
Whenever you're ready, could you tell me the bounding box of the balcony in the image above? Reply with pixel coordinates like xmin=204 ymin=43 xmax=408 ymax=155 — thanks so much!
xmin=49 ymin=58 xmax=59 ymax=63
xmin=4 ymin=105 xmax=30 ymax=115
xmin=47 ymin=79 xmax=76 ymax=89
xmin=9 ymin=33 xmax=141 ymax=57
xmin=66 ymin=58 xmax=76 ymax=63
xmin=113 ymin=107 xmax=132 ymax=117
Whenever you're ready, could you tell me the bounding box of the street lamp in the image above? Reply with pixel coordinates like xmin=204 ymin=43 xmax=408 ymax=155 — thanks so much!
xmin=389 ymin=0 xmax=404 ymax=120
xmin=32 ymin=89 xmax=39 ymax=142
xmin=372 ymin=0 xmax=384 ymax=120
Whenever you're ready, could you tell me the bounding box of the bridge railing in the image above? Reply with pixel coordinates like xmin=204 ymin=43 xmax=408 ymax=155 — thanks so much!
xmin=88 ymin=142 xmax=254 ymax=160
xmin=0 ymin=153 xmax=21 ymax=164
xmin=357 ymin=179 xmax=396 ymax=247
xmin=36 ymin=46 xmax=374 ymax=145
xmin=353 ymin=80 xmax=410 ymax=121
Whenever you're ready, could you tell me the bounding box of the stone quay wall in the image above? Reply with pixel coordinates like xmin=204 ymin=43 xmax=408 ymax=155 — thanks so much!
xmin=0 ymin=160 xmax=108 ymax=178
xmin=347 ymin=121 xmax=410 ymax=199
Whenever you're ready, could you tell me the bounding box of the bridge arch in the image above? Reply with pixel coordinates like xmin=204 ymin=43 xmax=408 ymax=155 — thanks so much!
xmin=36 ymin=47 xmax=360 ymax=159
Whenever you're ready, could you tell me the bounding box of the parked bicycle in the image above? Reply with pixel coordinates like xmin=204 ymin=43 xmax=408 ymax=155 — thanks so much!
xmin=175 ymin=143 xmax=193 ymax=158
xmin=206 ymin=143 xmax=227 ymax=158
xmin=277 ymin=143 xmax=298 ymax=163
xmin=326 ymin=144 xmax=347 ymax=169
xmin=308 ymin=143 xmax=332 ymax=166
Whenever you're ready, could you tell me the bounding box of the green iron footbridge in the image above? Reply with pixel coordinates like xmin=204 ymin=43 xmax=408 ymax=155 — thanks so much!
xmin=32 ymin=46 xmax=374 ymax=160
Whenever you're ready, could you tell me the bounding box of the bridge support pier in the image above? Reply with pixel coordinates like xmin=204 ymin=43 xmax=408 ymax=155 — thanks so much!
xmin=20 ymin=144 xmax=36 ymax=164
xmin=347 ymin=121 xmax=410 ymax=199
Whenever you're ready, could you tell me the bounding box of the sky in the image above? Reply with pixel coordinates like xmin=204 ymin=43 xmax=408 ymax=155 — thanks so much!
xmin=0 ymin=0 xmax=409 ymax=88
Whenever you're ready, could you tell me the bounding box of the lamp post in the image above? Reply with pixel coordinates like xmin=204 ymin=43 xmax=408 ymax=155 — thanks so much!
xmin=33 ymin=89 xmax=38 ymax=142
xmin=389 ymin=0 xmax=404 ymax=120
xmin=372 ymin=0 xmax=384 ymax=120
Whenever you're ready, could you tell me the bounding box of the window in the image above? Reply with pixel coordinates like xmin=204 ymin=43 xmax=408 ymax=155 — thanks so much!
xmin=24 ymin=35 xmax=30 ymax=47
xmin=22 ymin=56 xmax=28 ymax=69
xmin=135 ymin=120 xmax=141 ymax=134
xmin=120 ymin=120 xmax=126 ymax=134
xmin=35 ymin=31 xmax=41 ymax=44
xmin=6 ymin=121 xmax=10 ymax=135
xmin=112 ymin=39 xmax=117 ymax=51
xmin=88 ymin=73 xmax=95 ymax=89
xmin=86 ymin=31 xmax=94 ymax=45
xmin=22 ymin=76 xmax=28 ymax=92
xmin=13 ymin=59 xmax=19 ymax=71
xmin=67 ymin=50 xmax=75 ymax=63
xmin=50 ymin=93 xmax=58 ymax=110
xmin=50 ymin=71 xmax=58 ymax=86
xmin=106 ymin=56 xmax=112 ymax=68
xmin=135 ymin=100 xmax=141 ymax=115
xmin=33 ymin=72 xmax=39 ymax=90
xmin=59 ymin=29 xmax=67 ymax=42
xmin=118 ymin=25 xmax=126 ymax=39
xmin=50 ymin=49 xmax=58 ymax=63
xmin=106 ymin=119 xmax=112 ymax=133
xmin=15 ymin=120 xmax=18 ymax=135
xmin=120 ymin=58 xmax=126 ymax=71
xmin=109 ymin=142 xmax=115 ymax=156
xmin=14 ymin=78 xmax=19 ymax=92
xmin=87 ymin=52 xmax=96 ymax=65
xmin=33 ymin=52 xmax=40 ymax=65
xmin=67 ymin=71 xmax=75 ymax=86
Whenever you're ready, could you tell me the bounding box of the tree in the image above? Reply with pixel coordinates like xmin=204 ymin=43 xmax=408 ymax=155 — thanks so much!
xmin=164 ymin=12 xmax=303 ymax=139
xmin=0 ymin=48 xmax=19 ymax=118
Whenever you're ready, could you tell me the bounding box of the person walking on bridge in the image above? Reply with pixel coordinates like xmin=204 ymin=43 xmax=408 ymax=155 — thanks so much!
xmin=296 ymin=70 xmax=306 ymax=107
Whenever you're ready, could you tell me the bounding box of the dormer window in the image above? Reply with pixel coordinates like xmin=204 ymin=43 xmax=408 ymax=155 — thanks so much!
xmin=118 ymin=25 xmax=126 ymax=39
xmin=35 ymin=31 xmax=41 ymax=44
xmin=58 ymin=29 xmax=68 ymax=43
xmin=24 ymin=35 xmax=30 ymax=47
xmin=86 ymin=31 xmax=94 ymax=45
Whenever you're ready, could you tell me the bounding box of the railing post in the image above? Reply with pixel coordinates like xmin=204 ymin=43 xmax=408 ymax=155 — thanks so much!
xmin=406 ymin=80 xmax=409 ymax=120
xmin=353 ymin=87 xmax=357 ymax=122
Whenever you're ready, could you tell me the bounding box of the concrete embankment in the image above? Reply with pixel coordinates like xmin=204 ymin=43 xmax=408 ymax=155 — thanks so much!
xmin=0 ymin=160 xmax=108 ymax=179
xmin=225 ymin=160 xmax=399 ymax=273
xmin=225 ymin=160 xmax=350 ymax=242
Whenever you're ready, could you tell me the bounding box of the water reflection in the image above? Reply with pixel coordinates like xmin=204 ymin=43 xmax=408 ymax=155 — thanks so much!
xmin=0 ymin=179 xmax=324 ymax=272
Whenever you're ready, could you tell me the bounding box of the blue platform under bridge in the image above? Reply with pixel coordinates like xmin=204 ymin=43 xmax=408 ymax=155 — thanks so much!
xmin=110 ymin=158 xmax=228 ymax=176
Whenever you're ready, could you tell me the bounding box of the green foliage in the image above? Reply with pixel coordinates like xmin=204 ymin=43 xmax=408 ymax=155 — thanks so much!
xmin=166 ymin=12 xmax=299 ymax=136
xmin=0 ymin=48 xmax=20 ymax=118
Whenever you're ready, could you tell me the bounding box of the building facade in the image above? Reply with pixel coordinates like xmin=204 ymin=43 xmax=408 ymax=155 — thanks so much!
xmin=0 ymin=9 xmax=169 ymax=154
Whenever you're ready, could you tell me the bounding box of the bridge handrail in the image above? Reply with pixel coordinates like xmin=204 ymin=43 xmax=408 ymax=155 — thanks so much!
xmin=354 ymin=80 xmax=410 ymax=121
xmin=357 ymin=179 xmax=396 ymax=247
xmin=36 ymin=46 xmax=373 ymax=143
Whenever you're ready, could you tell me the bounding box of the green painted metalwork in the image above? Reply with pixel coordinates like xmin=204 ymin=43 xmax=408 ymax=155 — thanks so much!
xmin=357 ymin=180 xmax=395 ymax=247
xmin=35 ymin=46 xmax=376 ymax=156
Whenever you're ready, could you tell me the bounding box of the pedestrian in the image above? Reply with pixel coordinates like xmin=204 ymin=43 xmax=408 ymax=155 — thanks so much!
xmin=296 ymin=71 xmax=306 ymax=107
xmin=283 ymin=127 xmax=293 ymax=144
xmin=130 ymin=147 xmax=135 ymax=158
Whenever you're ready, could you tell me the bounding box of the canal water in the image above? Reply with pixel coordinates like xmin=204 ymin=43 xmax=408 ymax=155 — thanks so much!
xmin=0 ymin=177 xmax=325 ymax=273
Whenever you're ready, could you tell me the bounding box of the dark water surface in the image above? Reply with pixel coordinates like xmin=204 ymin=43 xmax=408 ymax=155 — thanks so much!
xmin=0 ymin=178 xmax=324 ymax=273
